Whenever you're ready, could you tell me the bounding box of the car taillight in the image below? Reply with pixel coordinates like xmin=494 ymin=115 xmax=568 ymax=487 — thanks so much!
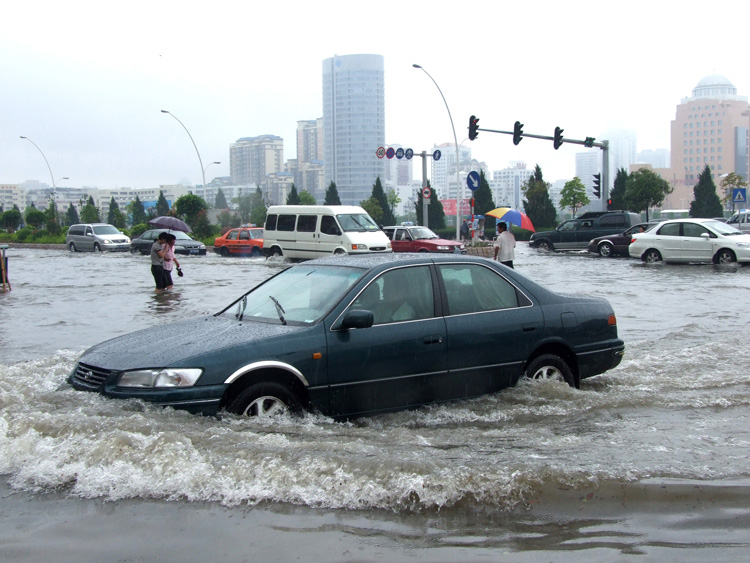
xmin=608 ymin=314 xmax=617 ymax=326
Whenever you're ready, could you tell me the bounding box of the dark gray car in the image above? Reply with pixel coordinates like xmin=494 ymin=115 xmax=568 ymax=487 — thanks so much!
xmin=130 ymin=229 xmax=207 ymax=255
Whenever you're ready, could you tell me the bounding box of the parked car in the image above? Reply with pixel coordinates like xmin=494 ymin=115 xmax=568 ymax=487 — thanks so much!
xmin=383 ymin=225 xmax=466 ymax=253
xmin=67 ymin=254 xmax=625 ymax=420
xmin=213 ymin=227 xmax=264 ymax=257
xmin=727 ymin=209 xmax=750 ymax=232
xmin=130 ymin=229 xmax=207 ymax=255
xmin=66 ymin=223 xmax=131 ymax=252
xmin=586 ymin=222 xmax=660 ymax=257
xmin=530 ymin=211 xmax=642 ymax=251
xmin=629 ymin=218 xmax=750 ymax=264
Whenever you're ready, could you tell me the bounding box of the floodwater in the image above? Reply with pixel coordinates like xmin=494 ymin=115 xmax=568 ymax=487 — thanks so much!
xmin=2 ymin=244 xmax=750 ymax=561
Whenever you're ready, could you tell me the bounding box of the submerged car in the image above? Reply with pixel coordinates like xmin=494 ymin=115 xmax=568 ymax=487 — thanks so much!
xmin=383 ymin=225 xmax=466 ymax=253
xmin=68 ymin=254 xmax=625 ymax=419
xmin=586 ymin=222 xmax=659 ymax=257
xmin=214 ymin=227 xmax=264 ymax=256
xmin=629 ymin=218 xmax=750 ymax=264
xmin=130 ymin=229 xmax=207 ymax=255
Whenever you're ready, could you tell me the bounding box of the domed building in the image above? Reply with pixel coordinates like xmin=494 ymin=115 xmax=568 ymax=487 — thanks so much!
xmin=666 ymin=74 xmax=750 ymax=210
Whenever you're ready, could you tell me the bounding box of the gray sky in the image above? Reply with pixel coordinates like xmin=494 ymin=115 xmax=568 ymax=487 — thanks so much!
xmin=2 ymin=0 xmax=749 ymax=190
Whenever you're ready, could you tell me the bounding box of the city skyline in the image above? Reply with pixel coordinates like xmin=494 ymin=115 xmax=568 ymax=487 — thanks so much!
xmin=2 ymin=1 xmax=749 ymax=191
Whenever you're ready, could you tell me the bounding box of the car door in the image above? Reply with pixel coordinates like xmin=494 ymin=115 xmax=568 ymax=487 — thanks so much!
xmin=556 ymin=220 xmax=579 ymax=249
xmin=82 ymin=225 xmax=95 ymax=251
xmin=325 ymin=265 xmax=447 ymax=417
xmin=437 ymin=263 xmax=543 ymax=398
xmin=225 ymin=229 xmax=240 ymax=253
xmin=318 ymin=215 xmax=342 ymax=255
xmin=680 ymin=222 xmax=714 ymax=262
xmin=392 ymin=227 xmax=415 ymax=252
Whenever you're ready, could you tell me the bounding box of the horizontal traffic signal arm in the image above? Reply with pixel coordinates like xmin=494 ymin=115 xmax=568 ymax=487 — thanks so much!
xmin=468 ymin=120 xmax=606 ymax=149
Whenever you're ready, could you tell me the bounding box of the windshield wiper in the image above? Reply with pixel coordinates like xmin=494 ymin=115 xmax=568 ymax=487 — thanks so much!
xmin=269 ymin=295 xmax=287 ymax=325
xmin=236 ymin=295 xmax=247 ymax=322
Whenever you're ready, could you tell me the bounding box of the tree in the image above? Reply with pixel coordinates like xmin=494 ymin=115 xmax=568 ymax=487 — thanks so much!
xmin=370 ymin=177 xmax=395 ymax=226
xmin=215 ymin=188 xmax=229 ymax=210
xmin=155 ymin=191 xmax=170 ymax=216
xmin=190 ymin=209 xmax=214 ymax=239
xmin=1 ymin=207 xmax=22 ymax=232
xmin=609 ymin=168 xmax=628 ymax=211
xmin=473 ymin=170 xmax=496 ymax=216
xmin=286 ymin=184 xmax=301 ymax=205
xmin=625 ymin=168 xmax=672 ymax=221
xmin=690 ymin=165 xmax=724 ymax=218
xmin=45 ymin=199 xmax=61 ymax=233
xmin=80 ymin=196 xmax=101 ymax=223
xmin=249 ymin=187 xmax=268 ymax=226
xmin=324 ymin=181 xmax=341 ymax=205
xmin=719 ymin=172 xmax=747 ymax=212
xmin=299 ymin=190 xmax=316 ymax=205
xmin=559 ymin=177 xmax=590 ymax=217
xmin=107 ymin=197 xmax=126 ymax=228
xmin=65 ymin=203 xmax=80 ymax=226
xmin=25 ymin=204 xmax=46 ymax=228
xmin=360 ymin=197 xmax=383 ymax=223
xmin=174 ymin=193 xmax=208 ymax=228
xmin=128 ymin=195 xmax=147 ymax=227
xmin=522 ymin=165 xmax=556 ymax=229
xmin=414 ymin=181 xmax=446 ymax=230
xmin=386 ymin=188 xmax=401 ymax=219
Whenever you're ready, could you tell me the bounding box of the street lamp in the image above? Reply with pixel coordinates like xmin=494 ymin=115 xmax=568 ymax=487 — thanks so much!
xmin=203 ymin=161 xmax=221 ymax=182
xmin=161 ymin=110 xmax=207 ymax=188
xmin=412 ymin=64 xmax=462 ymax=241
xmin=20 ymin=136 xmax=56 ymax=188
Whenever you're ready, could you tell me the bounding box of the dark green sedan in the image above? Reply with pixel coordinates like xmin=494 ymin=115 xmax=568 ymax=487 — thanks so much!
xmin=68 ymin=254 xmax=624 ymax=419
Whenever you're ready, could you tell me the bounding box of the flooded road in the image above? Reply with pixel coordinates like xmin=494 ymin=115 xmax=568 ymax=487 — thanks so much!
xmin=2 ymin=245 xmax=750 ymax=561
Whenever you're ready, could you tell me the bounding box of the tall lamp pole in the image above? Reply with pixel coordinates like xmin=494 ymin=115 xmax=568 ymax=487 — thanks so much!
xmin=20 ymin=136 xmax=56 ymax=188
xmin=203 ymin=161 xmax=221 ymax=182
xmin=161 ymin=110 xmax=207 ymax=188
xmin=412 ymin=64 xmax=462 ymax=241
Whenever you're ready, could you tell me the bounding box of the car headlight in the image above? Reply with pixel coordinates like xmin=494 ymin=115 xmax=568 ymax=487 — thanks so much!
xmin=436 ymin=245 xmax=451 ymax=251
xmin=199 ymin=244 xmax=206 ymax=249
xmin=735 ymin=242 xmax=750 ymax=248
xmin=118 ymin=368 xmax=203 ymax=388
xmin=351 ymin=244 xmax=368 ymax=250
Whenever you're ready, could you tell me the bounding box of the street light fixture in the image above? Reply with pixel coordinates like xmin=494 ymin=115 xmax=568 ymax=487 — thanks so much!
xmin=161 ymin=110 xmax=207 ymax=188
xmin=20 ymin=136 xmax=57 ymax=188
xmin=203 ymin=161 xmax=221 ymax=182
xmin=412 ymin=64 xmax=462 ymax=241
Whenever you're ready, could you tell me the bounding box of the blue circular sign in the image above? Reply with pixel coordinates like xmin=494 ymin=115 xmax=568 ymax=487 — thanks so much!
xmin=433 ymin=149 xmax=441 ymax=161
xmin=405 ymin=148 xmax=414 ymax=159
xmin=386 ymin=147 xmax=395 ymax=159
xmin=467 ymin=171 xmax=481 ymax=191
xmin=396 ymin=148 xmax=405 ymax=159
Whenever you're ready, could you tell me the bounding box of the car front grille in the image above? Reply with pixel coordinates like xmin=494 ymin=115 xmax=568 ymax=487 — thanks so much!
xmin=71 ymin=362 xmax=115 ymax=389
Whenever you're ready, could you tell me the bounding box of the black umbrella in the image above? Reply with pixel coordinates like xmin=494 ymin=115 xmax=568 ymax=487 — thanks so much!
xmin=148 ymin=216 xmax=192 ymax=233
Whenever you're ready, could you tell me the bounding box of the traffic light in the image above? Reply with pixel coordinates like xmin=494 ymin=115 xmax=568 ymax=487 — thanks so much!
xmin=469 ymin=115 xmax=479 ymax=141
xmin=607 ymin=198 xmax=613 ymax=210
xmin=553 ymin=126 xmax=564 ymax=150
xmin=513 ymin=121 xmax=524 ymax=145
xmin=584 ymin=136 xmax=595 ymax=148
xmin=592 ymin=173 xmax=601 ymax=198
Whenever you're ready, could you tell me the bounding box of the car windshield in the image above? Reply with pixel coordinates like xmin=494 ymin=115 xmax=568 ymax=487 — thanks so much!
xmin=706 ymin=220 xmax=743 ymax=236
xmin=93 ymin=225 xmax=121 ymax=235
xmin=172 ymin=231 xmax=193 ymax=240
xmin=410 ymin=227 xmax=438 ymax=240
xmin=217 ymin=264 xmax=366 ymax=325
xmin=336 ymin=213 xmax=379 ymax=232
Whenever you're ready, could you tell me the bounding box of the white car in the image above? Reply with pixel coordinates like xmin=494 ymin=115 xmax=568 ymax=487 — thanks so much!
xmin=629 ymin=218 xmax=750 ymax=264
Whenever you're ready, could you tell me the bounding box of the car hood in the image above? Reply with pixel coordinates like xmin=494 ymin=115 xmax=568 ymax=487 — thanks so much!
xmin=415 ymin=237 xmax=461 ymax=246
xmin=78 ymin=315 xmax=304 ymax=370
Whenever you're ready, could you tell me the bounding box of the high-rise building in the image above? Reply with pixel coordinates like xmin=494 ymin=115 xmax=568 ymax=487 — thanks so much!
xmin=322 ymin=54 xmax=386 ymax=204
xmin=230 ymin=135 xmax=284 ymax=187
xmin=295 ymin=119 xmax=325 ymax=201
xmin=637 ymin=149 xmax=670 ymax=169
xmin=490 ymin=162 xmax=533 ymax=209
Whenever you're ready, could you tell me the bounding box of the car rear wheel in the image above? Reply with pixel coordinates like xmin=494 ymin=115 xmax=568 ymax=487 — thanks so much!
xmin=598 ymin=242 xmax=614 ymax=257
xmin=227 ymin=382 xmax=301 ymax=417
xmin=271 ymin=247 xmax=283 ymax=257
xmin=715 ymin=249 xmax=736 ymax=264
xmin=68 ymin=242 xmax=77 ymax=252
xmin=643 ymin=249 xmax=662 ymax=263
xmin=524 ymin=354 xmax=575 ymax=388
xmin=250 ymin=246 xmax=262 ymax=257
xmin=130 ymin=246 xmax=138 ymax=254
xmin=220 ymin=246 xmax=230 ymax=257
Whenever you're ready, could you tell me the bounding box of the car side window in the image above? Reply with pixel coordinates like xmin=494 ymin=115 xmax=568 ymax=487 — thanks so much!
xmin=85 ymin=226 xmax=93 ymax=235
xmin=239 ymin=230 xmax=249 ymax=240
xmin=351 ymin=266 xmax=433 ymax=325
xmin=297 ymin=215 xmax=317 ymax=233
xmin=228 ymin=230 xmax=239 ymax=240
xmin=265 ymin=215 xmax=277 ymax=230
xmin=559 ymin=221 xmax=576 ymax=231
xmin=439 ymin=264 xmax=520 ymax=315
xmin=683 ymin=223 xmax=710 ymax=238
xmin=277 ymin=215 xmax=296 ymax=231
xmin=658 ymin=223 xmax=680 ymax=236
xmin=321 ymin=216 xmax=340 ymax=235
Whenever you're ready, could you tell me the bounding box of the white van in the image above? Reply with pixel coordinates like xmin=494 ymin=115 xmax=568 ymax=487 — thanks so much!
xmin=263 ymin=205 xmax=391 ymax=259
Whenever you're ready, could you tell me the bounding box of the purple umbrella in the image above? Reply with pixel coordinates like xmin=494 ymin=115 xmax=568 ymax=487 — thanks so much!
xmin=148 ymin=216 xmax=192 ymax=233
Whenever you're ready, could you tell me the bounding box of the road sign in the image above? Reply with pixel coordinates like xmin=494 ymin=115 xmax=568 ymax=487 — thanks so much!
xmin=376 ymin=147 xmax=385 ymax=159
xmin=467 ymin=171 xmax=480 ymax=191
xmin=396 ymin=148 xmax=404 ymax=159
xmin=405 ymin=148 xmax=413 ymax=159
xmin=433 ymin=150 xmax=441 ymax=161
xmin=733 ymin=188 xmax=747 ymax=204
xmin=422 ymin=186 xmax=431 ymax=199
xmin=386 ymin=147 xmax=395 ymax=159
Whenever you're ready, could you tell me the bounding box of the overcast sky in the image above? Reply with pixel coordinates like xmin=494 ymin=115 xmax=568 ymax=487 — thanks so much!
xmin=2 ymin=0 xmax=749 ymax=191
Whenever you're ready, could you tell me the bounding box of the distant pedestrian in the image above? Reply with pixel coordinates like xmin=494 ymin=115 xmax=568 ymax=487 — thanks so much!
xmin=460 ymin=220 xmax=470 ymax=242
xmin=493 ymin=222 xmax=516 ymax=269
xmin=150 ymin=232 xmax=169 ymax=292
xmin=162 ymin=233 xmax=181 ymax=290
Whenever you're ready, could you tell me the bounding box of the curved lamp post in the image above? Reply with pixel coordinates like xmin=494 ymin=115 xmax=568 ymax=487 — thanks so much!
xmin=412 ymin=64 xmax=462 ymax=241
xmin=20 ymin=136 xmax=56 ymax=188
xmin=161 ymin=110 xmax=206 ymax=188
xmin=203 ymin=161 xmax=221 ymax=182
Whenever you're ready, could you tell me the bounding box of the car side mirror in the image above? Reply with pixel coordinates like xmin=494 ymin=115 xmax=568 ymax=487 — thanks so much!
xmin=340 ymin=309 xmax=374 ymax=330
xmin=701 ymin=233 xmax=710 ymax=239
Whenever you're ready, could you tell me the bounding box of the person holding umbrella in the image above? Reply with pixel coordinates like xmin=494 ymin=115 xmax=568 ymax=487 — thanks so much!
xmin=161 ymin=233 xmax=182 ymax=290
xmin=493 ymin=222 xmax=516 ymax=269
xmin=150 ymin=232 xmax=169 ymax=292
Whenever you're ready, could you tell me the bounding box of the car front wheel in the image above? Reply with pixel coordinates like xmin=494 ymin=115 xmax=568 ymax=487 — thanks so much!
xmin=524 ymin=354 xmax=575 ymax=388
xmin=536 ymin=240 xmax=553 ymax=251
xmin=643 ymin=249 xmax=662 ymax=263
xmin=598 ymin=242 xmax=614 ymax=257
xmin=69 ymin=242 xmax=77 ymax=252
xmin=715 ymin=249 xmax=736 ymax=264
xmin=227 ymin=382 xmax=302 ymax=417
xmin=93 ymin=243 xmax=101 ymax=252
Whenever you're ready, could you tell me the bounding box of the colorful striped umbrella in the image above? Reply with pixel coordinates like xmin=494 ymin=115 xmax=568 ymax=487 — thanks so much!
xmin=486 ymin=207 xmax=535 ymax=232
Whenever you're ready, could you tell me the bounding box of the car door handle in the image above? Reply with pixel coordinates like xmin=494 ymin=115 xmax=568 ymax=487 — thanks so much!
xmin=423 ymin=335 xmax=443 ymax=345
xmin=522 ymin=326 xmax=536 ymax=332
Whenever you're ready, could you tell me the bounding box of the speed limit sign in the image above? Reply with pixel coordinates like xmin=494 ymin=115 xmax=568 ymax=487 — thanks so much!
xmin=376 ymin=147 xmax=386 ymax=159
xmin=422 ymin=186 xmax=431 ymax=199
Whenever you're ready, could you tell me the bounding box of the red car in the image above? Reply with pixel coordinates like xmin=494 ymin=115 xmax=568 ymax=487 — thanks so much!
xmin=383 ymin=225 xmax=466 ymax=253
xmin=214 ymin=227 xmax=264 ymax=256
